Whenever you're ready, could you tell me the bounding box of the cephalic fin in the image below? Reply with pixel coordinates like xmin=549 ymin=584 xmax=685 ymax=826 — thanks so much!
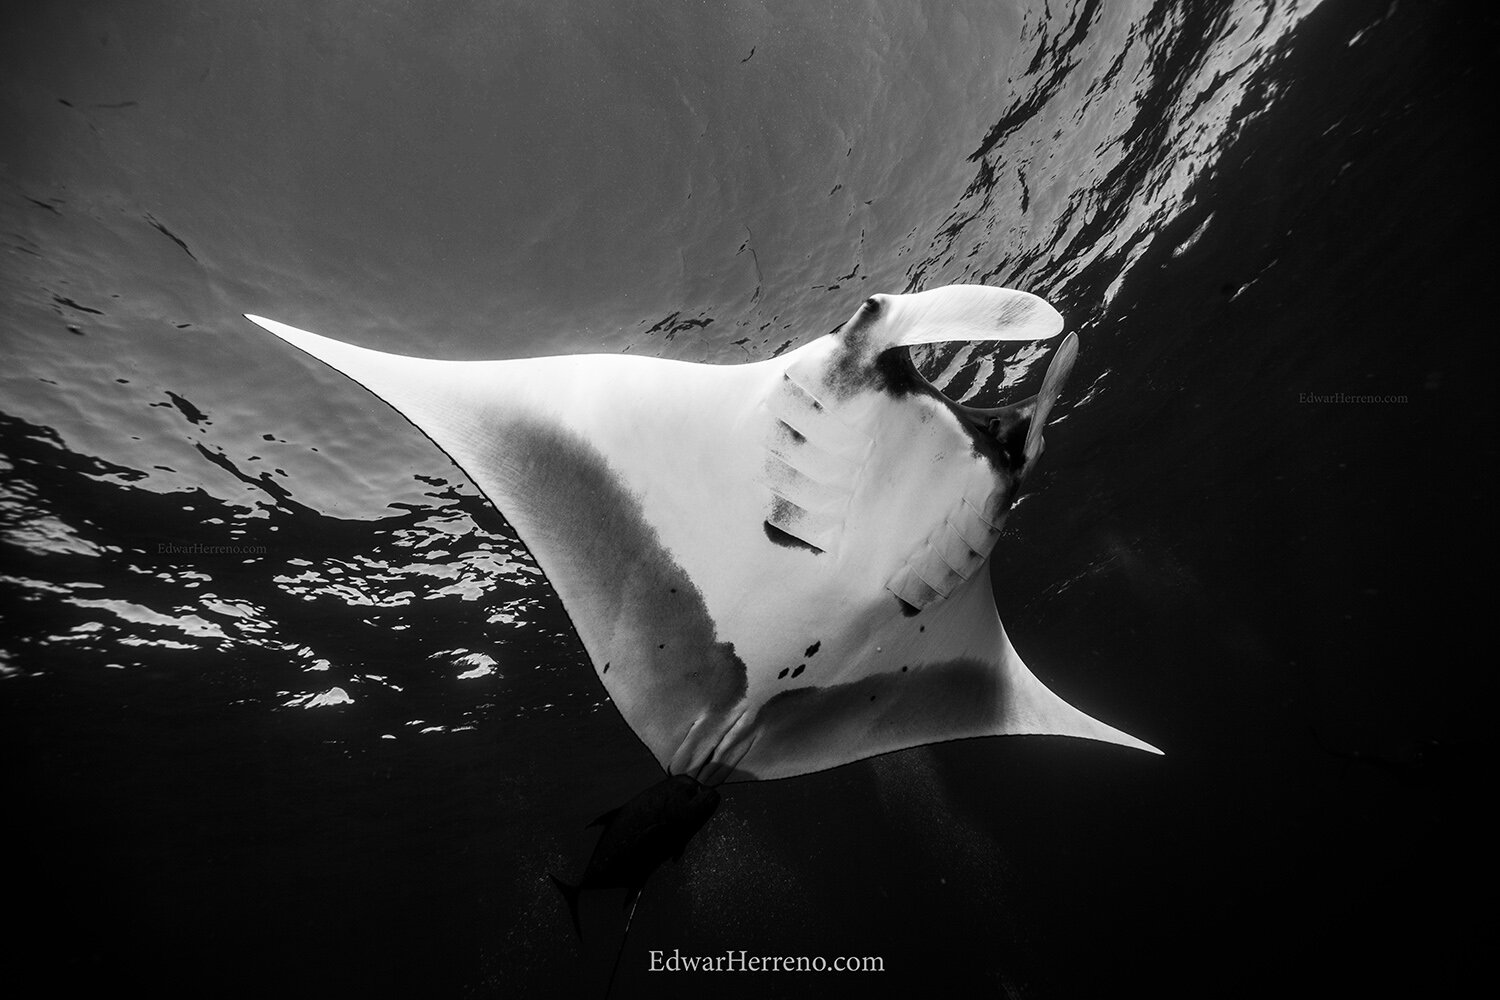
xmin=872 ymin=285 xmax=1065 ymax=349
xmin=1025 ymin=332 xmax=1078 ymax=464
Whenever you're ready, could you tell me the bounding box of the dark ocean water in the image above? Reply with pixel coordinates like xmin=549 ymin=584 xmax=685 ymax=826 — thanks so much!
xmin=2 ymin=1 xmax=1490 ymax=996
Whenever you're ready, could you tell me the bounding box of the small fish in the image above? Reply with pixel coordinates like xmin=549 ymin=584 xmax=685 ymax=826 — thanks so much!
xmin=549 ymin=774 xmax=720 ymax=938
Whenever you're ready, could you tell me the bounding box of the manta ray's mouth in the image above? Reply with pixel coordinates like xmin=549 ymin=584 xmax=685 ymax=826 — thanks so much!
xmin=892 ymin=345 xmax=1034 ymax=470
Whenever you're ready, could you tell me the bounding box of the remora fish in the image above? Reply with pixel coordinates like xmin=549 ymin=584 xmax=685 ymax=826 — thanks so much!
xmin=549 ymin=774 xmax=719 ymax=938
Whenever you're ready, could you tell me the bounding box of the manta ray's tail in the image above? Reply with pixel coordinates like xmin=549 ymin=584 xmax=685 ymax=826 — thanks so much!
xmin=548 ymin=873 xmax=584 ymax=940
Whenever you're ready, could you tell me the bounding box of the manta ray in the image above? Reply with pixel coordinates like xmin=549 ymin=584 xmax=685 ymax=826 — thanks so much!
xmin=250 ymin=284 xmax=1157 ymax=782
xmin=250 ymin=284 xmax=1158 ymax=935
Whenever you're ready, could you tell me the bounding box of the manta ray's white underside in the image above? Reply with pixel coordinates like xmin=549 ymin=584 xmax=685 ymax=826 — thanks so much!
xmin=251 ymin=284 xmax=1158 ymax=783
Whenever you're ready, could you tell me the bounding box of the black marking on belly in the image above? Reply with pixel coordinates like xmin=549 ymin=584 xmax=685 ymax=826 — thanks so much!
xmin=763 ymin=519 xmax=823 ymax=554
xmin=717 ymin=657 xmax=1005 ymax=782
xmin=869 ymin=347 xmax=922 ymax=396
xmin=778 ymin=667 xmax=789 ymax=679
xmin=603 ymin=662 xmax=610 ymax=674
xmin=465 ymin=416 xmax=749 ymax=757
xmin=821 ymin=298 xmax=918 ymax=400
xmin=804 ymin=641 xmax=821 ymax=657
xmin=792 ymin=664 xmax=805 ymax=678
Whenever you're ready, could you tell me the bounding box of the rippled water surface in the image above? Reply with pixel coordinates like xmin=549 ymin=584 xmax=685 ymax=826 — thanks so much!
xmin=3 ymin=1 xmax=1488 ymax=996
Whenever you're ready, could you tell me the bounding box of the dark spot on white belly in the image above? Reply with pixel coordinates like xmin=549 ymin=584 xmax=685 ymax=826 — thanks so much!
xmin=763 ymin=519 xmax=823 ymax=554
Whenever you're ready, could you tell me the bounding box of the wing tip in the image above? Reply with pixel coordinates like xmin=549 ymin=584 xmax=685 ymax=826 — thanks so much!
xmin=1123 ymin=734 xmax=1165 ymax=756
xmin=244 ymin=313 xmax=302 ymax=342
xmin=1070 ymin=720 xmax=1164 ymax=757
